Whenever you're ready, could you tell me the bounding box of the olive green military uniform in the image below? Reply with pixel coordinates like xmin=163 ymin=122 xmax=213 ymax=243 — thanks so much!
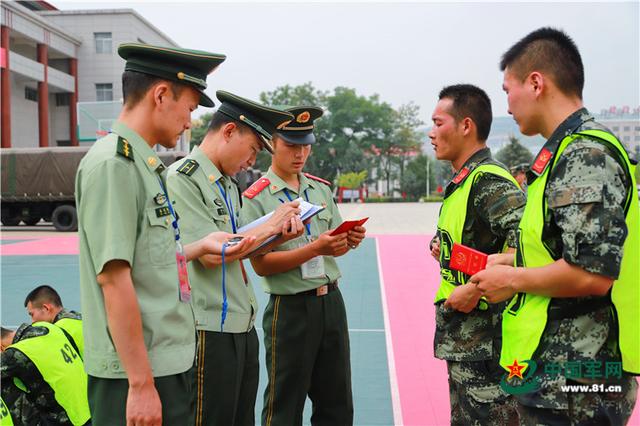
xmin=508 ymin=109 xmax=638 ymax=425
xmin=166 ymin=91 xmax=293 ymax=426
xmin=75 ymin=42 xmax=225 ymax=425
xmin=242 ymin=168 xmax=353 ymax=426
xmin=167 ymin=146 xmax=259 ymax=426
xmin=76 ymin=121 xmax=196 ymax=424
xmin=434 ymin=148 xmax=524 ymax=426
xmin=1 ymin=322 xmax=89 ymax=425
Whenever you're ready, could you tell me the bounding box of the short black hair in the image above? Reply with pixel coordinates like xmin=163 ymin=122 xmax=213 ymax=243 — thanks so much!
xmin=207 ymin=111 xmax=250 ymax=134
xmin=438 ymin=84 xmax=492 ymax=141
xmin=24 ymin=285 xmax=62 ymax=308
xmin=500 ymin=27 xmax=584 ymax=99
xmin=122 ymin=70 xmax=185 ymax=108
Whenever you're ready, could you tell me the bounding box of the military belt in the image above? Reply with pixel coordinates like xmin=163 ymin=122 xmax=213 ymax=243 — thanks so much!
xmin=297 ymin=281 xmax=339 ymax=297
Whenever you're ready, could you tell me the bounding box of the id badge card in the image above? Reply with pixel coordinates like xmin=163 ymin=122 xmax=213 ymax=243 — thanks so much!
xmin=176 ymin=241 xmax=191 ymax=302
xmin=300 ymin=236 xmax=325 ymax=279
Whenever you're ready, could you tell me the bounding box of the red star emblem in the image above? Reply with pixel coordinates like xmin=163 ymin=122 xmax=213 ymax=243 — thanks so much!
xmin=506 ymin=359 xmax=525 ymax=380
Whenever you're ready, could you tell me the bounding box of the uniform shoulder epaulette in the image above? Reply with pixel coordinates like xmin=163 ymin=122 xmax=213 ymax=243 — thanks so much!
xmin=451 ymin=167 xmax=470 ymax=185
xmin=116 ymin=136 xmax=134 ymax=161
xmin=243 ymin=177 xmax=270 ymax=199
xmin=176 ymin=159 xmax=199 ymax=176
xmin=304 ymin=173 xmax=331 ymax=186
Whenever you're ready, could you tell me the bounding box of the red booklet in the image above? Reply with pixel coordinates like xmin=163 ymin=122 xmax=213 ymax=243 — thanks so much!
xmin=330 ymin=217 xmax=369 ymax=236
xmin=450 ymin=243 xmax=488 ymax=276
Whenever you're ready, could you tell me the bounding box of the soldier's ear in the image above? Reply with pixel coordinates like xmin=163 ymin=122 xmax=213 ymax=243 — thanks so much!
xmin=222 ymin=122 xmax=238 ymax=143
xmin=152 ymin=82 xmax=172 ymax=108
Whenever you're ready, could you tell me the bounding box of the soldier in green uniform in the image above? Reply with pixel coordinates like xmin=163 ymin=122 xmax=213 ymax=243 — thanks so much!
xmin=24 ymin=285 xmax=84 ymax=357
xmin=1 ymin=323 xmax=90 ymax=425
xmin=241 ymin=106 xmax=366 ymax=426
xmin=167 ymin=90 xmax=302 ymax=426
xmin=428 ymin=84 xmax=524 ymax=425
xmin=472 ymin=27 xmax=639 ymax=424
xmin=75 ymin=43 xmax=253 ymax=426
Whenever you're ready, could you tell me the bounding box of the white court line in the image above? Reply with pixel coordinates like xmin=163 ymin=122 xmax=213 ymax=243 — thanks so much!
xmin=376 ymin=237 xmax=403 ymax=426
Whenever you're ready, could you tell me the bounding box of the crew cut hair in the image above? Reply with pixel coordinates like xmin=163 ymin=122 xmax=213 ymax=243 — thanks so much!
xmin=500 ymin=27 xmax=584 ymax=99
xmin=24 ymin=285 xmax=63 ymax=308
xmin=122 ymin=70 xmax=185 ymax=108
xmin=439 ymin=84 xmax=493 ymax=141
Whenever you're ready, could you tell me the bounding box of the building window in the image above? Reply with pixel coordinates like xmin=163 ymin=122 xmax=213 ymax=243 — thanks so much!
xmin=55 ymin=93 xmax=70 ymax=106
xmin=96 ymin=83 xmax=113 ymax=102
xmin=25 ymin=87 xmax=38 ymax=102
xmin=634 ymin=126 xmax=640 ymax=131
xmin=623 ymin=126 xmax=630 ymax=132
xmin=94 ymin=32 xmax=112 ymax=53
xmin=612 ymin=126 xmax=619 ymax=131
xmin=634 ymin=135 xmax=640 ymax=142
xmin=623 ymin=136 xmax=630 ymax=142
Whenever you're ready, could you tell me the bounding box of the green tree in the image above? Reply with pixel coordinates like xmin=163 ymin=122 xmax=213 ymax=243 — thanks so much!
xmin=389 ymin=102 xmax=424 ymax=196
xmin=401 ymin=154 xmax=438 ymax=198
xmin=325 ymin=87 xmax=395 ymax=184
xmin=495 ymin=135 xmax=534 ymax=168
xmin=337 ymin=171 xmax=367 ymax=188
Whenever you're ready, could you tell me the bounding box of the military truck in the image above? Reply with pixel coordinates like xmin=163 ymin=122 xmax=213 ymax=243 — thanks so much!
xmin=1 ymin=147 xmax=185 ymax=231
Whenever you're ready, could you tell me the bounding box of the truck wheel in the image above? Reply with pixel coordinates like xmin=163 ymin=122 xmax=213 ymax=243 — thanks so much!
xmin=1 ymin=207 xmax=21 ymax=226
xmin=52 ymin=205 xmax=77 ymax=232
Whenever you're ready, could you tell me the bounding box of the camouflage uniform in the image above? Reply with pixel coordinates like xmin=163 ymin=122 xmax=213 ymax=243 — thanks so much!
xmin=434 ymin=148 xmax=525 ymax=426
xmin=0 ymin=323 xmax=72 ymax=425
xmin=54 ymin=308 xmax=82 ymax=322
xmin=515 ymin=109 xmax=638 ymax=425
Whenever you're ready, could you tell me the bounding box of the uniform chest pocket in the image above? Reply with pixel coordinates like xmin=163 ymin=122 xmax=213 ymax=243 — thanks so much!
xmin=211 ymin=206 xmax=233 ymax=232
xmin=315 ymin=209 xmax=333 ymax=233
xmin=146 ymin=207 xmax=175 ymax=266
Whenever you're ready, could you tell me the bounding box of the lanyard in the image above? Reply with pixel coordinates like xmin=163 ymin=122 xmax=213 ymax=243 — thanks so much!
xmin=157 ymin=177 xmax=181 ymax=242
xmin=215 ymin=180 xmax=237 ymax=233
xmin=220 ymin=243 xmax=229 ymax=331
xmin=279 ymin=188 xmax=311 ymax=236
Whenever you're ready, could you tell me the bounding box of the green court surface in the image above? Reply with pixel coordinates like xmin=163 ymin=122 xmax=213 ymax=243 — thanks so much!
xmin=1 ymin=238 xmax=394 ymax=425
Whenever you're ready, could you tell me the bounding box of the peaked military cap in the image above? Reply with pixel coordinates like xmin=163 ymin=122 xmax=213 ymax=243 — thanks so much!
xmin=118 ymin=43 xmax=226 ymax=107
xmin=216 ymin=90 xmax=293 ymax=154
xmin=276 ymin=106 xmax=324 ymax=145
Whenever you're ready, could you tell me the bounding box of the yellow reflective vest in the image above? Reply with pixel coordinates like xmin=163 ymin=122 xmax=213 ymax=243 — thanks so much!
xmin=435 ymin=162 xmax=519 ymax=305
xmin=0 ymin=397 xmax=14 ymax=426
xmin=55 ymin=317 xmax=83 ymax=358
xmin=501 ymin=129 xmax=639 ymax=374
xmin=9 ymin=322 xmax=90 ymax=425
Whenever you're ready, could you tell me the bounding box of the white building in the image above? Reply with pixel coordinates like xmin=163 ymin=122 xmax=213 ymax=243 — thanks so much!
xmin=1 ymin=1 xmax=186 ymax=150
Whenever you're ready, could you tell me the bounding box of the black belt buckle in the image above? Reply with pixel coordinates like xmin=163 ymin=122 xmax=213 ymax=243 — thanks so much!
xmin=301 ymin=281 xmax=338 ymax=297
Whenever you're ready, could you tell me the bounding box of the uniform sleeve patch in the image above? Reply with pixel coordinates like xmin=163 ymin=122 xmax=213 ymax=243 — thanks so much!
xmin=116 ymin=137 xmax=134 ymax=161
xmin=176 ymin=159 xmax=199 ymax=176
xmin=243 ymin=177 xmax=270 ymax=199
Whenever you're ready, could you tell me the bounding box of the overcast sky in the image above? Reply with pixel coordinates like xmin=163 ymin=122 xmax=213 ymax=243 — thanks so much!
xmin=56 ymin=1 xmax=639 ymax=123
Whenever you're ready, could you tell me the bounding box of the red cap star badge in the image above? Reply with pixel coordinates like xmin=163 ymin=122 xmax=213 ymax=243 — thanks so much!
xmin=506 ymin=359 xmax=526 ymax=380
